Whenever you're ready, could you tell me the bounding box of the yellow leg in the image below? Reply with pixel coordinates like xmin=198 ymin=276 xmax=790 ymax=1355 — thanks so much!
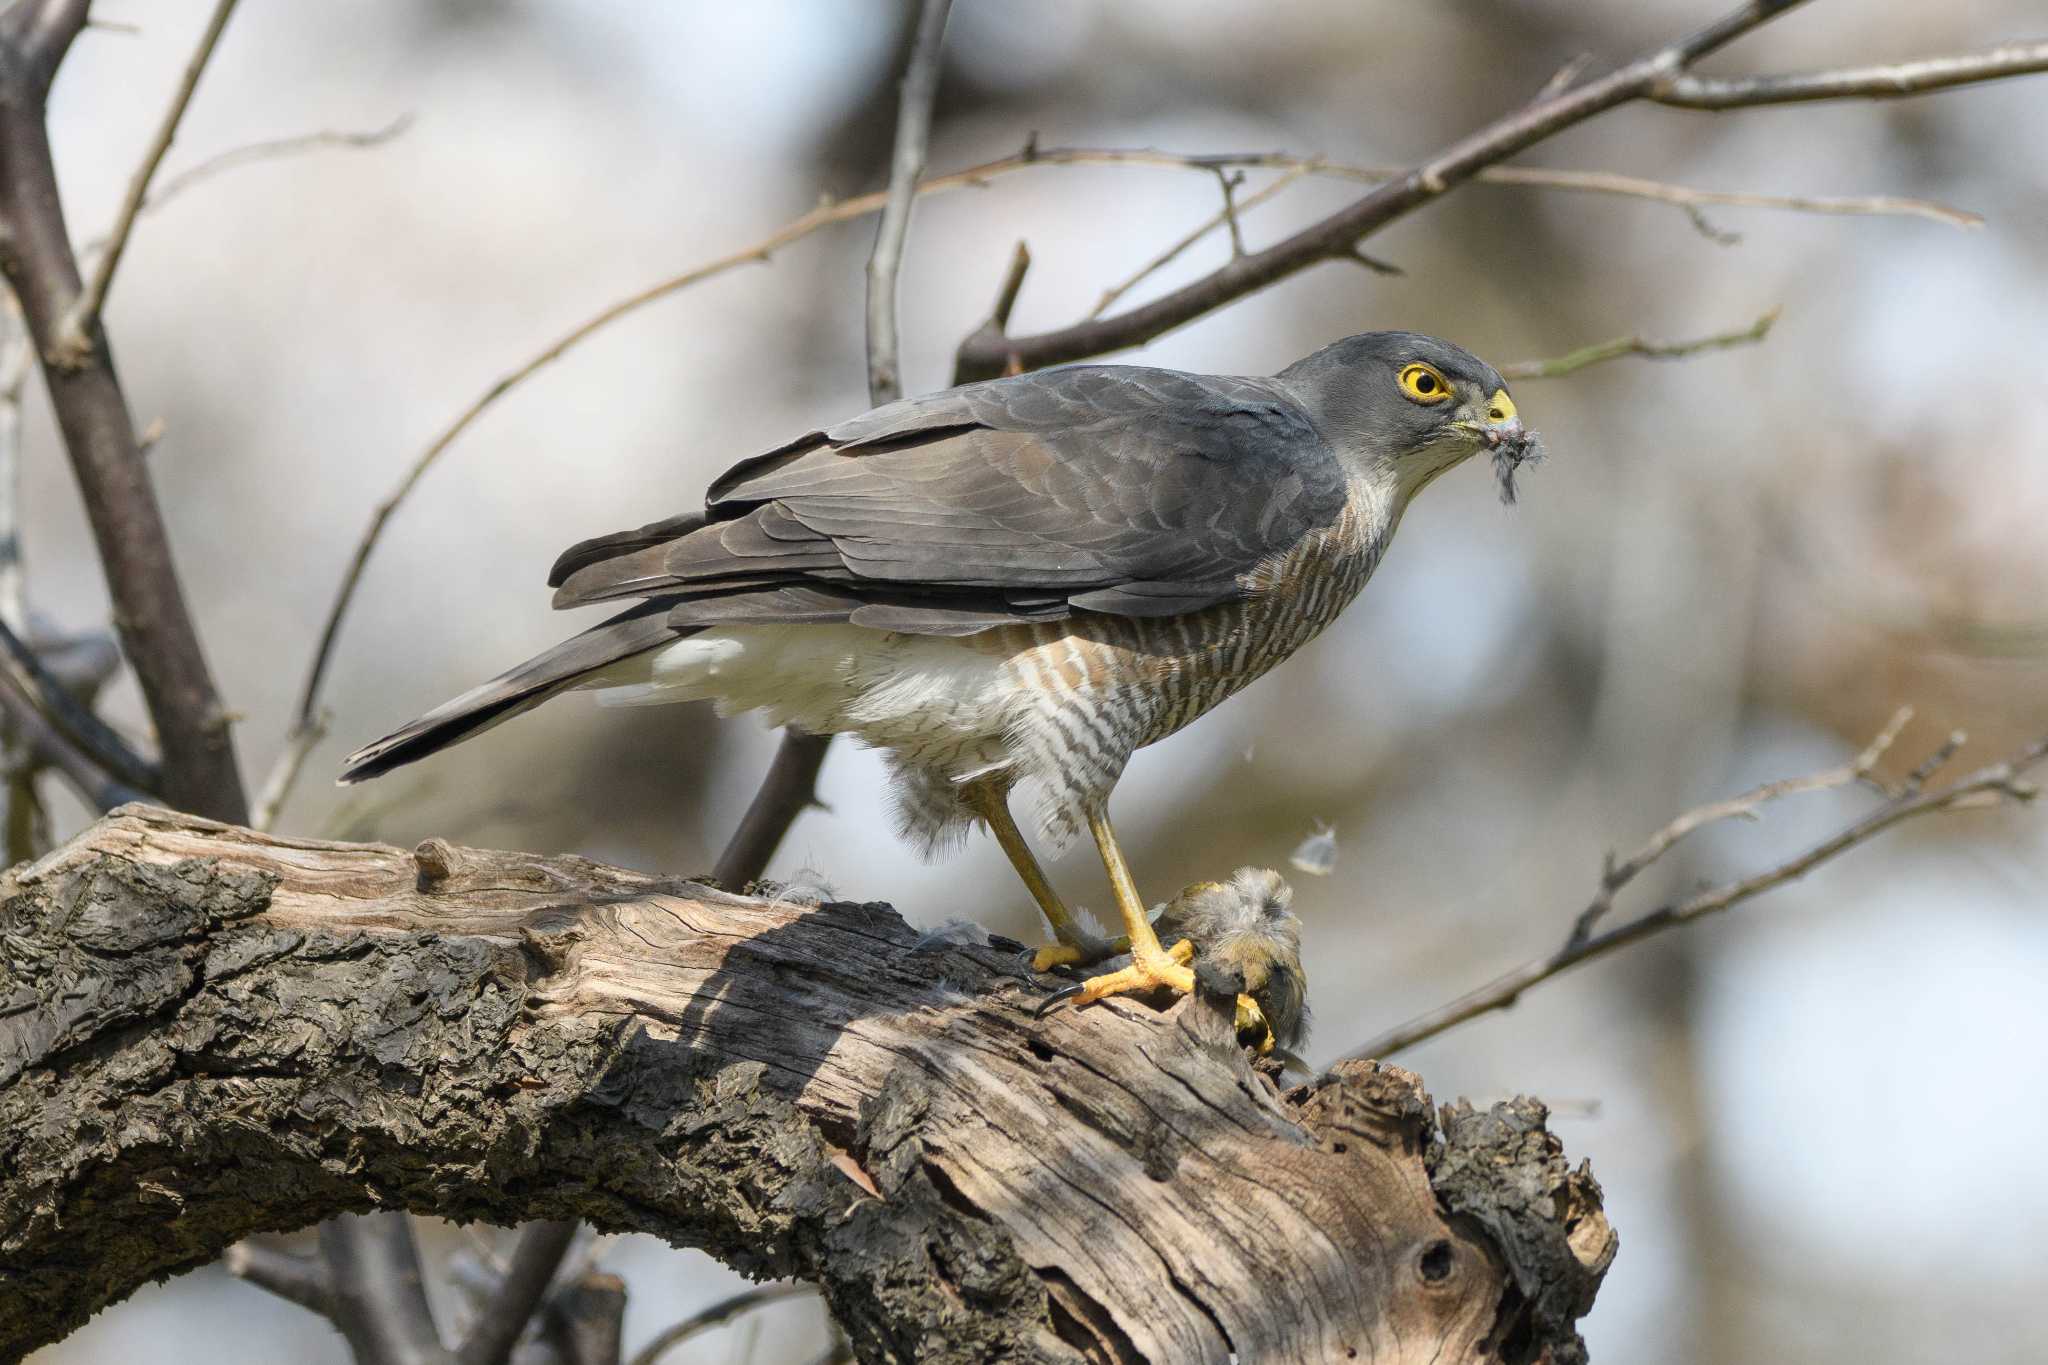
xmin=1070 ymin=808 xmax=1196 ymax=1000
xmin=1061 ymin=813 xmax=1276 ymax=1051
xmin=965 ymin=782 xmax=1117 ymax=970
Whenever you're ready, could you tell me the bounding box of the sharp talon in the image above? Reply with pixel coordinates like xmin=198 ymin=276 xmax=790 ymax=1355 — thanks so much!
xmin=1035 ymin=983 xmax=1087 ymax=1019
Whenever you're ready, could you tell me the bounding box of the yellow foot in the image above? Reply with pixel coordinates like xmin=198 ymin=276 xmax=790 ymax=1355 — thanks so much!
xmin=1070 ymin=938 xmax=1196 ymax=1003
xmin=1029 ymin=933 xmax=1127 ymax=973
xmin=1038 ymin=939 xmax=1275 ymax=1053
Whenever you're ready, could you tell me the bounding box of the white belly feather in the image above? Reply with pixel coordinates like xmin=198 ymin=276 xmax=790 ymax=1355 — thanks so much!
xmin=581 ymin=624 xmax=1017 ymax=775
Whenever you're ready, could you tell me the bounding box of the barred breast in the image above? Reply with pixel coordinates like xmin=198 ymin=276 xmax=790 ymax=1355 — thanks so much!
xmin=983 ymin=477 xmax=1396 ymax=846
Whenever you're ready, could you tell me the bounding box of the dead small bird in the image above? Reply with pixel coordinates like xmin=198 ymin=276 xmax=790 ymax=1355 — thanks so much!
xmin=1040 ymin=868 xmax=1308 ymax=1054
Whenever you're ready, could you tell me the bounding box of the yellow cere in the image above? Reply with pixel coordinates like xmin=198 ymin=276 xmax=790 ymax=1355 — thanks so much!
xmin=1487 ymin=388 xmax=1517 ymax=423
xmin=1398 ymin=362 xmax=1452 ymax=404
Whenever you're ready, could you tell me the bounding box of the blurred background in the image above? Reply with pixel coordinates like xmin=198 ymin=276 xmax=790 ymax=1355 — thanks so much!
xmin=18 ymin=1 xmax=2048 ymax=1361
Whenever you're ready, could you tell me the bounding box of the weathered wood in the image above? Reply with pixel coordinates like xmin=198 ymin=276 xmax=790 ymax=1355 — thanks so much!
xmin=0 ymin=807 xmax=1615 ymax=1364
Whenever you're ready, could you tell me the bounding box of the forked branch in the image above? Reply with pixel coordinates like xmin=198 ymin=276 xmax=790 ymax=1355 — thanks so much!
xmin=1348 ymin=713 xmax=2046 ymax=1059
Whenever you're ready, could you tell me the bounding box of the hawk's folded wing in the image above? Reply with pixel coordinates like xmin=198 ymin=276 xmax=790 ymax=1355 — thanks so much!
xmin=551 ymin=364 xmax=1349 ymax=636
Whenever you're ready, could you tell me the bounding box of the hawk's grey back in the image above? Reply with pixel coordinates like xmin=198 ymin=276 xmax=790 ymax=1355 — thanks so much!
xmin=550 ymin=364 xmax=1351 ymax=635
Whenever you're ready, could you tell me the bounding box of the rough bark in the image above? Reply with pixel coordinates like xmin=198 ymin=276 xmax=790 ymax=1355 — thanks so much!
xmin=0 ymin=808 xmax=1615 ymax=1364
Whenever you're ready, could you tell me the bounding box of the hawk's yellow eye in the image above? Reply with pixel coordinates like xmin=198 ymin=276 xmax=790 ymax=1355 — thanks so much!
xmin=1398 ymin=363 xmax=1451 ymax=404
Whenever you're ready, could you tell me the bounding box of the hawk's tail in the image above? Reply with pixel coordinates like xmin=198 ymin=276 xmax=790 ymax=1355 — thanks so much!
xmin=338 ymin=600 xmax=682 ymax=784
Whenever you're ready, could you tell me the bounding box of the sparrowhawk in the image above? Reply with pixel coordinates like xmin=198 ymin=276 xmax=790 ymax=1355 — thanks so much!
xmin=341 ymin=331 xmax=1536 ymax=1031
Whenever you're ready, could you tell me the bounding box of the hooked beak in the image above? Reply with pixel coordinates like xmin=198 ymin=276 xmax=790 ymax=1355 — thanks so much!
xmin=1471 ymin=387 xmax=1540 ymax=505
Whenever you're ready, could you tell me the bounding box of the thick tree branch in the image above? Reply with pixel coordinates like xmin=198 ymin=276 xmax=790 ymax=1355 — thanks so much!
xmin=456 ymin=1220 xmax=579 ymax=1365
xmin=1348 ymin=716 xmax=2047 ymax=1060
xmin=950 ymin=1 xmax=2048 ymax=380
xmin=0 ymin=0 xmax=248 ymax=822
xmin=1 ymin=807 xmax=1615 ymax=1365
xmin=221 ymin=1241 xmax=335 ymax=1318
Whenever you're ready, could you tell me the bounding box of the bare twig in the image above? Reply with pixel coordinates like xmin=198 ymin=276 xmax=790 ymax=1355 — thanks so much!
xmin=1500 ymin=308 xmax=1781 ymax=382
xmin=1084 ymin=169 xmax=1306 ymax=321
xmin=864 ymin=0 xmax=953 ymax=401
xmin=626 ymin=1285 xmax=818 ymax=1365
xmin=1014 ymin=145 xmax=1982 ymax=231
xmin=0 ymin=301 xmax=29 ymax=631
xmin=247 ymin=710 xmax=327 ymax=833
xmin=0 ymin=0 xmax=247 ymax=822
xmin=951 ymin=0 xmax=2048 ymax=380
xmin=222 ymin=1241 xmax=334 ymax=1318
xmin=0 ymin=617 xmax=160 ymax=794
xmin=1652 ymin=40 xmax=2048 ymax=109
xmin=1212 ymin=168 xmax=1248 ymax=258
xmin=713 ymin=0 xmax=954 ymax=889
xmin=1566 ymin=705 xmax=1912 ymax=947
xmin=52 ymin=0 xmax=242 ymax=368
xmin=145 ymin=116 xmax=413 ymax=219
xmin=989 ymin=238 xmax=1032 ymax=333
xmin=1348 ymin=717 xmax=2047 ymax=1059
xmin=79 ymin=116 xmax=414 ymax=261
xmin=455 ymin=1220 xmax=578 ymax=1365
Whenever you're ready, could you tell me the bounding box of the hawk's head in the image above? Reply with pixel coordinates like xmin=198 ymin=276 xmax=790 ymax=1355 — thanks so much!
xmin=1279 ymin=330 xmax=1540 ymax=504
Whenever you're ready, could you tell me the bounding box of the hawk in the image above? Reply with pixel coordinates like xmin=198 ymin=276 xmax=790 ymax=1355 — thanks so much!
xmin=342 ymin=331 xmax=1535 ymax=1030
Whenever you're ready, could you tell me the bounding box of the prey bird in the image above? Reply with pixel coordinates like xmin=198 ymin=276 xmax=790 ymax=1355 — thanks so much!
xmin=342 ymin=331 xmax=1537 ymax=1031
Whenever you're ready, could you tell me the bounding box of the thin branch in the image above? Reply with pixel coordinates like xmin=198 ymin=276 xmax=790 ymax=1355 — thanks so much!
xmin=80 ymin=115 xmax=414 ymax=260
xmin=52 ymin=0 xmax=242 ymax=368
xmin=0 ymin=617 xmax=160 ymax=793
xmin=0 ymin=301 xmax=29 ymax=633
xmin=1211 ymin=168 xmax=1248 ymax=258
xmin=223 ymin=1241 xmax=334 ymax=1318
xmin=1500 ymin=307 xmax=1780 ymax=382
xmin=456 ymin=1221 xmax=579 ymax=1365
xmin=988 ymin=239 xmax=1032 ymax=334
xmin=1566 ymin=705 xmax=1911 ymax=947
xmin=863 ymin=0 xmax=954 ymax=402
xmin=714 ymin=0 xmax=963 ymax=892
xmin=147 ymin=116 xmax=413 ymax=217
xmin=248 ymin=708 xmax=326 ymax=833
xmin=0 ymin=664 xmax=146 ymax=811
xmin=950 ymin=0 xmax=2048 ymax=379
xmin=626 ymin=1286 xmax=818 ymax=1365
xmin=1012 ymin=145 xmax=1983 ymax=231
xmin=1085 ymin=168 xmax=1306 ymax=321
xmin=1652 ymin=40 xmax=2048 ymax=109
xmin=1347 ymin=718 xmax=2047 ymax=1060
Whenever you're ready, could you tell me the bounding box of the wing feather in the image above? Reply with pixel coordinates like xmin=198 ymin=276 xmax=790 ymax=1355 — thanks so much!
xmin=552 ymin=365 xmax=1348 ymax=634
